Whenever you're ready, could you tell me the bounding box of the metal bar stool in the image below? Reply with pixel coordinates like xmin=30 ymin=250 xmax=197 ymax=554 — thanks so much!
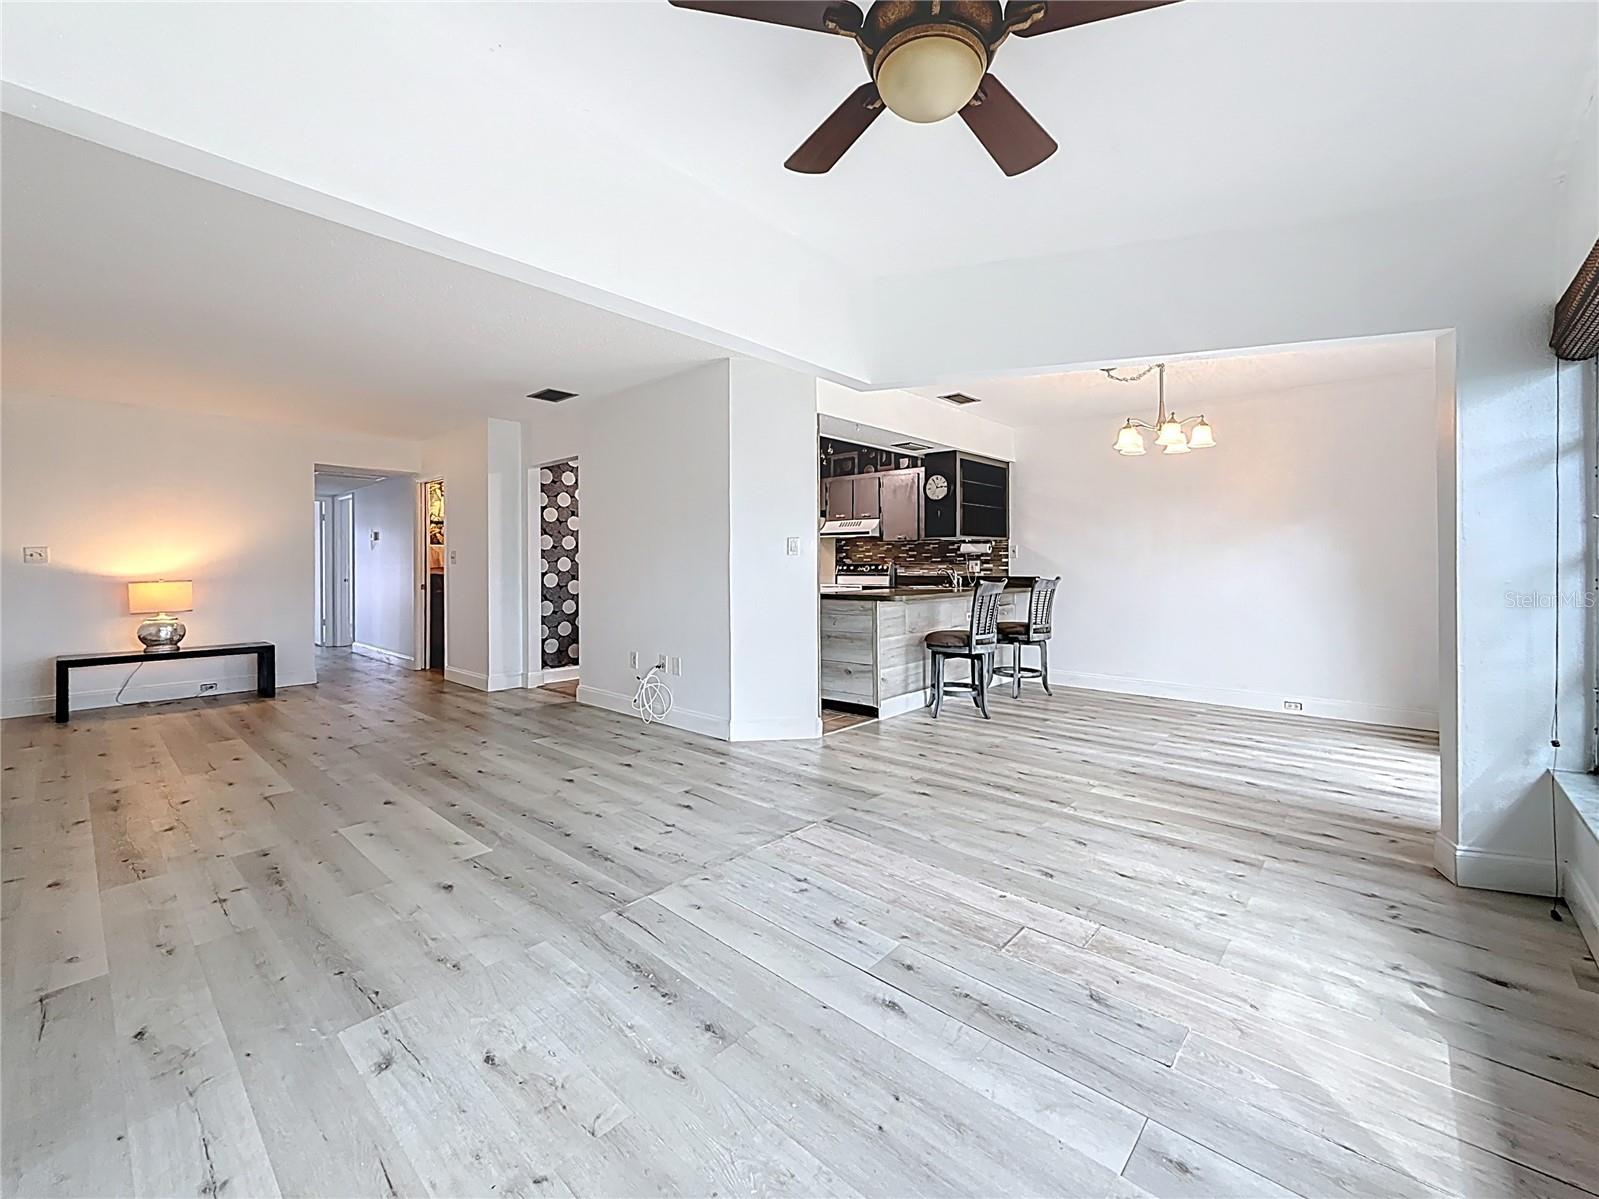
xmin=924 ymin=579 xmax=1005 ymax=719
xmin=995 ymin=576 xmax=1059 ymax=697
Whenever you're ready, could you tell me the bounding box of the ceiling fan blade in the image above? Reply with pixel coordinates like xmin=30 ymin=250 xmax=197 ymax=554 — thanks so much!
xmin=785 ymin=83 xmax=883 ymax=173
xmin=668 ymin=0 xmax=863 ymax=35
xmin=959 ymin=75 xmax=1057 ymax=176
xmin=1006 ymin=0 xmax=1179 ymax=37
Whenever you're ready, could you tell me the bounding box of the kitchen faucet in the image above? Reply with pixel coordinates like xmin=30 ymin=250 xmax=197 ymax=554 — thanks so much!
xmin=943 ymin=568 xmax=963 ymax=592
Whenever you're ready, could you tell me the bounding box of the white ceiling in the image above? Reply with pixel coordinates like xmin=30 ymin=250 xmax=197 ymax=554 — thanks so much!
xmin=0 ymin=3 xmax=1591 ymax=422
xmin=909 ymin=335 xmax=1438 ymax=426
xmin=0 ymin=117 xmax=726 ymax=438
xmin=314 ymin=470 xmax=391 ymax=497
xmin=523 ymin=0 xmax=1596 ymax=272
xmin=2 ymin=0 xmax=1591 ymax=392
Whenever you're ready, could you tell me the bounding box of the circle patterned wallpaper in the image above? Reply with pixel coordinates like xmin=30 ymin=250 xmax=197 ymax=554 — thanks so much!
xmin=538 ymin=460 xmax=579 ymax=670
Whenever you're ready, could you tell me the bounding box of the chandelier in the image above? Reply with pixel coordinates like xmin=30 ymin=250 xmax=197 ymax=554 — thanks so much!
xmin=1106 ymin=363 xmax=1216 ymax=457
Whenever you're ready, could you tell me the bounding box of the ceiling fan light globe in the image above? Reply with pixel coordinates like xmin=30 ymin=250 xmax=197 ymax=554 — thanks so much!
xmin=1189 ymin=418 xmax=1216 ymax=449
xmin=1154 ymin=417 xmax=1187 ymax=447
xmin=874 ymin=32 xmax=985 ymax=123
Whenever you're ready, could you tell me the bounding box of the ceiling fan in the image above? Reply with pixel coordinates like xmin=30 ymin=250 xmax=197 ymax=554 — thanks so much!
xmin=668 ymin=0 xmax=1179 ymax=176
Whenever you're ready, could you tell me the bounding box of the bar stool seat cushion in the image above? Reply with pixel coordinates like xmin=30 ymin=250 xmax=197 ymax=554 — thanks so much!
xmin=924 ymin=629 xmax=974 ymax=649
xmin=997 ymin=621 xmax=1035 ymax=640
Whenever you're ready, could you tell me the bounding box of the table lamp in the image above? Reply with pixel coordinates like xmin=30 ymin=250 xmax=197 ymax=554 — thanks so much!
xmin=127 ymin=580 xmax=193 ymax=653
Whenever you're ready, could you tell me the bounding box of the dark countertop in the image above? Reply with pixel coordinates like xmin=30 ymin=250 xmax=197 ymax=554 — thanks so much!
xmin=821 ymin=586 xmax=1027 ymax=602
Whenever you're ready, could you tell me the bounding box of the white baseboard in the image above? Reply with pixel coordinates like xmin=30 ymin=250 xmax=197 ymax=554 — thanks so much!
xmin=487 ymin=671 xmax=522 ymax=692
xmin=537 ymin=665 xmax=581 ymax=686
xmin=727 ymin=715 xmax=823 ymax=742
xmin=1565 ymin=863 xmax=1599 ymax=963
xmin=576 ymin=684 xmax=730 ymax=740
xmin=352 ymin=642 xmax=413 ymax=668
xmin=1049 ymin=670 xmax=1438 ymax=732
xmin=877 ymin=691 xmax=930 ymax=719
xmin=1434 ymin=833 xmax=1556 ymax=896
xmin=443 ymin=666 xmax=488 ymax=691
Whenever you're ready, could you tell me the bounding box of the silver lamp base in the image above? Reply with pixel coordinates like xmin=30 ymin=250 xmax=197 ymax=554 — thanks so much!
xmin=136 ymin=617 xmax=187 ymax=653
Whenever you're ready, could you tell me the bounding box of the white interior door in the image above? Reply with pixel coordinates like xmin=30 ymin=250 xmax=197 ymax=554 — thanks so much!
xmin=331 ymin=492 xmax=355 ymax=647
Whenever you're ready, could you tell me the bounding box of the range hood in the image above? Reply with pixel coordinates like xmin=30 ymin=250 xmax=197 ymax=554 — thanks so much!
xmin=819 ymin=518 xmax=881 ymax=538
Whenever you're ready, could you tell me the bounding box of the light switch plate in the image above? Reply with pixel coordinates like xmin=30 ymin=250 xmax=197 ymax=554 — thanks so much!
xmin=785 ymin=537 xmax=800 ymax=557
xmin=448 ymin=549 xmax=458 ymax=565
xmin=21 ymin=546 xmax=48 ymax=564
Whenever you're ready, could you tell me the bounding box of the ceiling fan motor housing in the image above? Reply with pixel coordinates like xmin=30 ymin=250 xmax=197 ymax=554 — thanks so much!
xmin=865 ymin=1 xmax=1004 ymax=123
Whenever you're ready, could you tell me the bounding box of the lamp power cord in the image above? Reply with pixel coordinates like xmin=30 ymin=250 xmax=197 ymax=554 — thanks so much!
xmin=631 ymin=664 xmax=673 ymax=725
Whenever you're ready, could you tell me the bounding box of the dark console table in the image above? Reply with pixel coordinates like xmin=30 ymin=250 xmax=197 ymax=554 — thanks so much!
xmin=54 ymin=641 xmax=275 ymax=723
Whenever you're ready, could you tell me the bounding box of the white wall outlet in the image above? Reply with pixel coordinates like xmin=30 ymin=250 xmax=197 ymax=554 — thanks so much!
xmin=785 ymin=536 xmax=800 ymax=557
xmin=656 ymin=653 xmax=668 ymax=670
xmin=668 ymin=656 xmax=682 ymax=676
xmin=628 ymin=651 xmax=639 ymax=670
xmin=21 ymin=546 xmax=48 ymax=564
xmin=448 ymin=548 xmax=458 ymax=565
xmin=198 ymin=682 xmax=220 ymax=694
xmin=1282 ymin=700 xmax=1304 ymax=711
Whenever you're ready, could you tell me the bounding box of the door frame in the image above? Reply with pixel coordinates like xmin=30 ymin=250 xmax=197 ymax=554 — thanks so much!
xmin=331 ymin=492 xmax=355 ymax=646
xmin=414 ymin=475 xmax=445 ymax=673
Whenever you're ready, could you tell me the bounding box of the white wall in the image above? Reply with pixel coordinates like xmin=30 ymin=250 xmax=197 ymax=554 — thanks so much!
xmin=1 ymin=392 xmax=420 ymax=716
xmin=485 ymin=418 xmax=524 ymax=689
xmin=869 ymin=180 xmax=1594 ymax=896
xmin=351 ymin=475 xmax=416 ymax=665
xmin=1012 ymin=364 xmax=1439 ymax=729
xmin=729 ymin=358 xmax=822 ymax=740
xmin=578 ymin=359 xmax=821 ymax=740
xmin=419 ymin=418 xmax=523 ymax=691
xmin=579 ymin=362 xmax=733 ymax=734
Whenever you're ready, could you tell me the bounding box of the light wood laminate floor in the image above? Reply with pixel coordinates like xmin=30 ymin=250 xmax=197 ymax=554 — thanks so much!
xmin=4 ymin=649 xmax=1597 ymax=1198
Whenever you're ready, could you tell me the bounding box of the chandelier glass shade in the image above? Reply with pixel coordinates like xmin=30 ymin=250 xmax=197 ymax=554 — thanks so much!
xmin=1106 ymin=363 xmax=1217 ymax=458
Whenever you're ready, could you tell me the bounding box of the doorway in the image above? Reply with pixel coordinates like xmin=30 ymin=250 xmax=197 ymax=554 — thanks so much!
xmin=531 ymin=460 xmax=579 ymax=688
xmin=421 ymin=478 xmax=445 ymax=672
xmin=313 ymin=492 xmax=355 ymax=647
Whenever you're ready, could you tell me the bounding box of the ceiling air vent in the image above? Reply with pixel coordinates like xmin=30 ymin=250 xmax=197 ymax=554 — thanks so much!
xmin=892 ymin=441 xmax=934 ymax=452
xmin=1553 ymin=239 xmax=1599 ymax=361
xmin=527 ymin=387 xmax=579 ymax=403
xmin=939 ymin=392 xmax=982 ymax=406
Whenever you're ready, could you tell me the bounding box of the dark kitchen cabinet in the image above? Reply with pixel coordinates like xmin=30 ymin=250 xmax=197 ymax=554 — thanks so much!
xmin=879 ymin=470 xmax=922 ymax=540
xmin=923 ymin=451 xmax=1009 ymax=538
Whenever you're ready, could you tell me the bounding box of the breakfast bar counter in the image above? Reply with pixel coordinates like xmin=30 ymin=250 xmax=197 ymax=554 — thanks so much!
xmin=820 ymin=589 xmax=1023 ymax=716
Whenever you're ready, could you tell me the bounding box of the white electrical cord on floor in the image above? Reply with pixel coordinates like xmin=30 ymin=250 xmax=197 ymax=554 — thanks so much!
xmin=631 ymin=664 xmax=673 ymax=724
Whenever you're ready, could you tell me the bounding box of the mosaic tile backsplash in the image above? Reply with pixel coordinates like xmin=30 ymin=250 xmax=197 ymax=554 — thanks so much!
xmin=835 ymin=537 xmax=1010 ymax=576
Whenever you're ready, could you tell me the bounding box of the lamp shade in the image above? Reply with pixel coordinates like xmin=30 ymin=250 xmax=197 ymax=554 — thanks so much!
xmin=1112 ymin=422 xmax=1147 ymax=456
xmin=128 ymin=579 xmax=193 ymax=614
xmin=1189 ymin=417 xmax=1216 ymax=449
xmin=1154 ymin=417 xmax=1187 ymax=447
xmin=1162 ymin=438 xmax=1192 ymax=455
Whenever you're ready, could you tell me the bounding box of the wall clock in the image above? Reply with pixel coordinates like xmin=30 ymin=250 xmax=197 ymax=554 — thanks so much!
xmin=925 ymin=474 xmax=950 ymax=501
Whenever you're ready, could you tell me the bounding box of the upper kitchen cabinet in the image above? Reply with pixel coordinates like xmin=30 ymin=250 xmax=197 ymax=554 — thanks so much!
xmin=825 ymin=474 xmax=881 ymax=521
xmin=922 ymin=451 xmax=1010 ymax=539
xmin=878 ymin=470 xmax=923 ymax=540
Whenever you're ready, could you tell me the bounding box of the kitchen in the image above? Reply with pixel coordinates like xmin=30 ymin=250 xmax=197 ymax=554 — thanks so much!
xmin=817 ymin=423 xmax=1026 ymax=723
